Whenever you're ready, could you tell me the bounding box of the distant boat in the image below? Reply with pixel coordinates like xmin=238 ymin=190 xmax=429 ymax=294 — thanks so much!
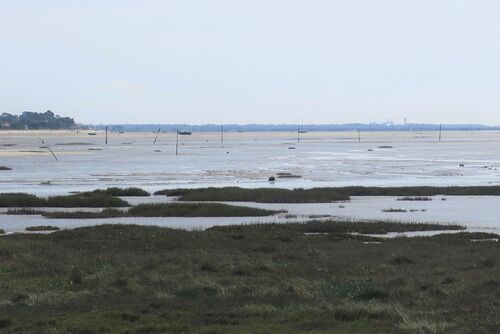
xmin=88 ymin=132 xmax=97 ymax=136
xmin=178 ymin=130 xmax=192 ymax=135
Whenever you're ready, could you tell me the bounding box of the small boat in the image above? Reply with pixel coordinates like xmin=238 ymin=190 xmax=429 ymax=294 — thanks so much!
xmin=178 ymin=130 xmax=192 ymax=135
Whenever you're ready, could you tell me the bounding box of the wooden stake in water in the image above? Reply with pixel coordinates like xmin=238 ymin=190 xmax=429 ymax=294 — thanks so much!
xmin=154 ymin=128 xmax=161 ymax=144
xmin=357 ymin=129 xmax=361 ymax=142
xmin=297 ymin=125 xmax=300 ymax=142
xmin=39 ymin=137 xmax=58 ymax=161
xmin=439 ymin=124 xmax=442 ymax=141
xmin=221 ymin=124 xmax=224 ymax=144
xmin=175 ymin=130 xmax=179 ymax=156
xmin=105 ymin=126 xmax=108 ymax=145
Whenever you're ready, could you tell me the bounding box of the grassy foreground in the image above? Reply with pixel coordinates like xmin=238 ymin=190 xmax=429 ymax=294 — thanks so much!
xmin=0 ymin=222 xmax=498 ymax=333
xmin=156 ymin=186 xmax=500 ymax=202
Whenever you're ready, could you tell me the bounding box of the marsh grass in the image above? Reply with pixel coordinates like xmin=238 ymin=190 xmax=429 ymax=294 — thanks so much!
xmin=211 ymin=220 xmax=464 ymax=235
xmin=127 ymin=203 xmax=280 ymax=217
xmin=155 ymin=187 xmax=349 ymax=202
xmin=397 ymin=196 xmax=433 ymax=201
xmin=156 ymin=186 xmax=500 ymax=202
xmin=8 ymin=203 xmax=281 ymax=219
xmin=0 ymin=193 xmax=129 ymax=208
xmin=0 ymin=223 xmax=497 ymax=333
xmin=382 ymin=208 xmax=408 ymax=213
xmin=89 ymin=187 xmax=150 ymax=197
xmin=25 ymin=226 xmax=61 ymax=232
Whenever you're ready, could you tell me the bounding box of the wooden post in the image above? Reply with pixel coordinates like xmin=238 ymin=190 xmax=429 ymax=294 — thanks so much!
xmin=175 ymin=129 xmax=179 ymax=156
xmin=221 ymin=124 xmax=224 ymax=144
xmin=154 ymin=128 xmax=161 ymax=144
xmin=357 ymin=129 xmax=361 ymax=142
xmin=297 ymin=125 xmax=300 ymax=142
xmin=439 ymin=124 xmax=442 ymax=141
xmin=105 ymin=126 xmax=108 ymax=145
xmin=39 ymin=138 xmax=58 ymax=161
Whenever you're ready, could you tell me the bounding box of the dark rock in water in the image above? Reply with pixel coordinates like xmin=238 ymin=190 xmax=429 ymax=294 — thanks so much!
xmin=268 ymin=176 xmax=276 ymax=182
xmin=154 ymin=150 xmax=162 ymax=152
xmin=378 ymin=146 xmax=393 ymax=149
xmin=459 ymin=163 xmax=465 ymax=167
xmin=288 ymin=147 xmax=296 ymax=150
xmin=0 ymin=166 xmax=12 ymax=171
xmin=367 ymin=149 xmax=374 ymax=151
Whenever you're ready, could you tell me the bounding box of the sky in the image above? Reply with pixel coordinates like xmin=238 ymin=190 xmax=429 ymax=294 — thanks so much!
xmin=0 ymin=1 xmax=499 ymax=125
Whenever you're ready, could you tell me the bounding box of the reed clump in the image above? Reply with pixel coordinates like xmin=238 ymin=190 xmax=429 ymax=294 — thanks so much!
xmin=89 ymin=187 xmax=150 ymax=197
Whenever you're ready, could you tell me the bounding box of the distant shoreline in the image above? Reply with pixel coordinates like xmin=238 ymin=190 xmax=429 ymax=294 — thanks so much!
xmin=89 ymin=123 xmax=500 ymax=132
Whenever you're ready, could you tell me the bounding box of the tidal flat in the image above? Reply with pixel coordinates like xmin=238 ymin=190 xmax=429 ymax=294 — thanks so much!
xmin=2 ymin=130 xmax=500 ymax=195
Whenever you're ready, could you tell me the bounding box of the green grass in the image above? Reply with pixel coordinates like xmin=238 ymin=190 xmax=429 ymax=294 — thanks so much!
xmin=25 ymin=226 xmax=61 ymax=231
xmin=89 ymin=187 xmax=150 ymax=197
xmin=155 ymin=186 xmax=500 ymax=203
xmin=0 ymin=223 xmax=498 ymax=333
xmin=7 ymin=203 xmax=281 ymax=218
xmin=0 ymin=193 xmax=129 ymax=208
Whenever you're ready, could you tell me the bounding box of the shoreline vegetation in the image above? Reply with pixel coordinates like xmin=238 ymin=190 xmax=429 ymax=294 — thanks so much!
xmin=0 ymin=193 xmax=129 ymax=208
xmin=2 ymin=186 xmax=500 ymax=209
xmin=0 ymin=223 xmax=497 ymax=333
xmin=88 ymin=187 xmax=150 ymax=197
xmin=155 ymin=186 xmax=500 ymax=202
xmin=7 ymin=203 xmax=282 ymax=219
xmin=25 ymin=226 xmax=61 ymax=231
xmin=0 ymin=188 xmax=148 ymax=208
xmin=156 ymin=188 xmax=350 ymax=203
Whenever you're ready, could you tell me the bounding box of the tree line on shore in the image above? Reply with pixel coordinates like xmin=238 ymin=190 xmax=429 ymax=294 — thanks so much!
xmin=0 ymin=110 xmax=75 ymax=130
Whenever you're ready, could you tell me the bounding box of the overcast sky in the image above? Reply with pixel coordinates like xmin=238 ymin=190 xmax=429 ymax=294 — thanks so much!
xmin=1 ymin=1 xmax=499 ymax=125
